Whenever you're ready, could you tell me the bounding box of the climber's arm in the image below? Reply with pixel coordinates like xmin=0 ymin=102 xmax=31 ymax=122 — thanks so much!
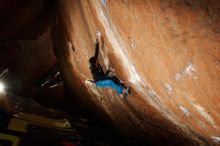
xmin=94 ymin=31 xmax=102 ymax=59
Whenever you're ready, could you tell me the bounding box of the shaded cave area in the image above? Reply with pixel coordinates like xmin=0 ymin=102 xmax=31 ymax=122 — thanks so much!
xmin=0 ymin=0 xmax=220 ymax=146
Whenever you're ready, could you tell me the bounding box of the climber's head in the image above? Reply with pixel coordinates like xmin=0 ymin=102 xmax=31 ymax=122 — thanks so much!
xmin=89 ymin=57 xmax=99 ymax=66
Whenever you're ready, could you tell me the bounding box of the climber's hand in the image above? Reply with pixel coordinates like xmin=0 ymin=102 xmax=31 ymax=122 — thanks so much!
xmin=88 ymin=79 xmax=95 ymax=83
xmin=96 ymin=31 xmax=101 ymax=40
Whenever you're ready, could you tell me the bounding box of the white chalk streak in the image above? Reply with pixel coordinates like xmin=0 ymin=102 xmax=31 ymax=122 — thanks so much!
xmin=175 ymin=62 xmax=196 ymax=81
xmin=211 ymin=136 xmax=220 ymax=143
xmin=94 ymin=3 xmax=141 ymax=84
xmin=193 ymin=104 xmax=216 ymax=128
xmin=179 ymin=106 xmax=191 ymax=117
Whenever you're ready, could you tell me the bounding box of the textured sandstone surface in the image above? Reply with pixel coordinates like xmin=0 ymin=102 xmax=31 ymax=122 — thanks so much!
xmin=52 ymin=0 xmax=220 ymax=145
xmin=1 ymin=0 xmax=219 ymax=145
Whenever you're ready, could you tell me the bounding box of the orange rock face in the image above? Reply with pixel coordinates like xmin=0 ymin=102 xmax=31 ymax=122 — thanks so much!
xmin=52 ymin=0 xmax=220 ymax=145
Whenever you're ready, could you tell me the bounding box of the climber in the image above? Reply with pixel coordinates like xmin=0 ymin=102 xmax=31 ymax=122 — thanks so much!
xmin=88 ymin=32 xmax=130 ymax=98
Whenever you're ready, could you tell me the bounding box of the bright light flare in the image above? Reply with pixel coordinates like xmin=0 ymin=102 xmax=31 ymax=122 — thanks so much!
xmin=0 ymin=82 xmax=5 ymax=93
